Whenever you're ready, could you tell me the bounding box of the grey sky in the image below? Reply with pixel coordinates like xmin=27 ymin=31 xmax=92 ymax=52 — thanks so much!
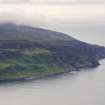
xmin=0 ymin=0 xmax=105 ymax=45
xmin=0 ymin=0 xmax=105 ymax=4
xmin=0 ymin=4 xmax=104 ymax=24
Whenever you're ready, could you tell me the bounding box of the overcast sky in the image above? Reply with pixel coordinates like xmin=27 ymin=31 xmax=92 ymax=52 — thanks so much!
xmin=0 ymin=0 xmax=105 ymax=4
xmin=0 ymin=0 xmax=105 ymax=45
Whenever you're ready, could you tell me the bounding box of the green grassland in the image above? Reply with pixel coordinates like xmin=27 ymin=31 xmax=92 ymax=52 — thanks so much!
xmin=0 ymin=45 xmax=102 ymax=81
xmin=0 ymin=48 xmax=71 ymax=80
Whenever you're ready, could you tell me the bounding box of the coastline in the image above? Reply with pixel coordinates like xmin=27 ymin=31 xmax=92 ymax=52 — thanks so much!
xmin=0 ymin=59 xmax=104 ymax=83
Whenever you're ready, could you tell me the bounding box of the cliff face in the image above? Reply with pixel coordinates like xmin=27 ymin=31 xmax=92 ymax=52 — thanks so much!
xmin=0 ymin=23 xmax=105 ymax=81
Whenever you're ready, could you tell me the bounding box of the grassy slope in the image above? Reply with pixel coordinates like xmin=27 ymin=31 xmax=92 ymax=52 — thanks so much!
xmin=0 ymin=48 xmax=72 ymax=80
xmin=0 ymin=46 xmax=100 ymax=80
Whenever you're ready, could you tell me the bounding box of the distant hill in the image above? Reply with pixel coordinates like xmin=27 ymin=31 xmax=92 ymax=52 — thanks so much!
xmin=0 ymin=23 xmax=74 ymax=41
xmin=0 ymin=23 xmax=105 ymax=82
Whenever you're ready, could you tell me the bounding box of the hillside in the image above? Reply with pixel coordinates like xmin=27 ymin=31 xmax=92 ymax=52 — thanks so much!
xmin=0 ymin=23 xmax=105 ymax=81
xmin=0 ymin=23 xmax=74 ymax=41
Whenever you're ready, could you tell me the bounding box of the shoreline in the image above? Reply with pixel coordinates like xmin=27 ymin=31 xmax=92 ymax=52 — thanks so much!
xmin=0 ymin=63 xmax=101 ymax=84
xmin=0 ymin=70 xmax=72 ymax=83
xmin=0 ymin=58 xmax=105 ymax=84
